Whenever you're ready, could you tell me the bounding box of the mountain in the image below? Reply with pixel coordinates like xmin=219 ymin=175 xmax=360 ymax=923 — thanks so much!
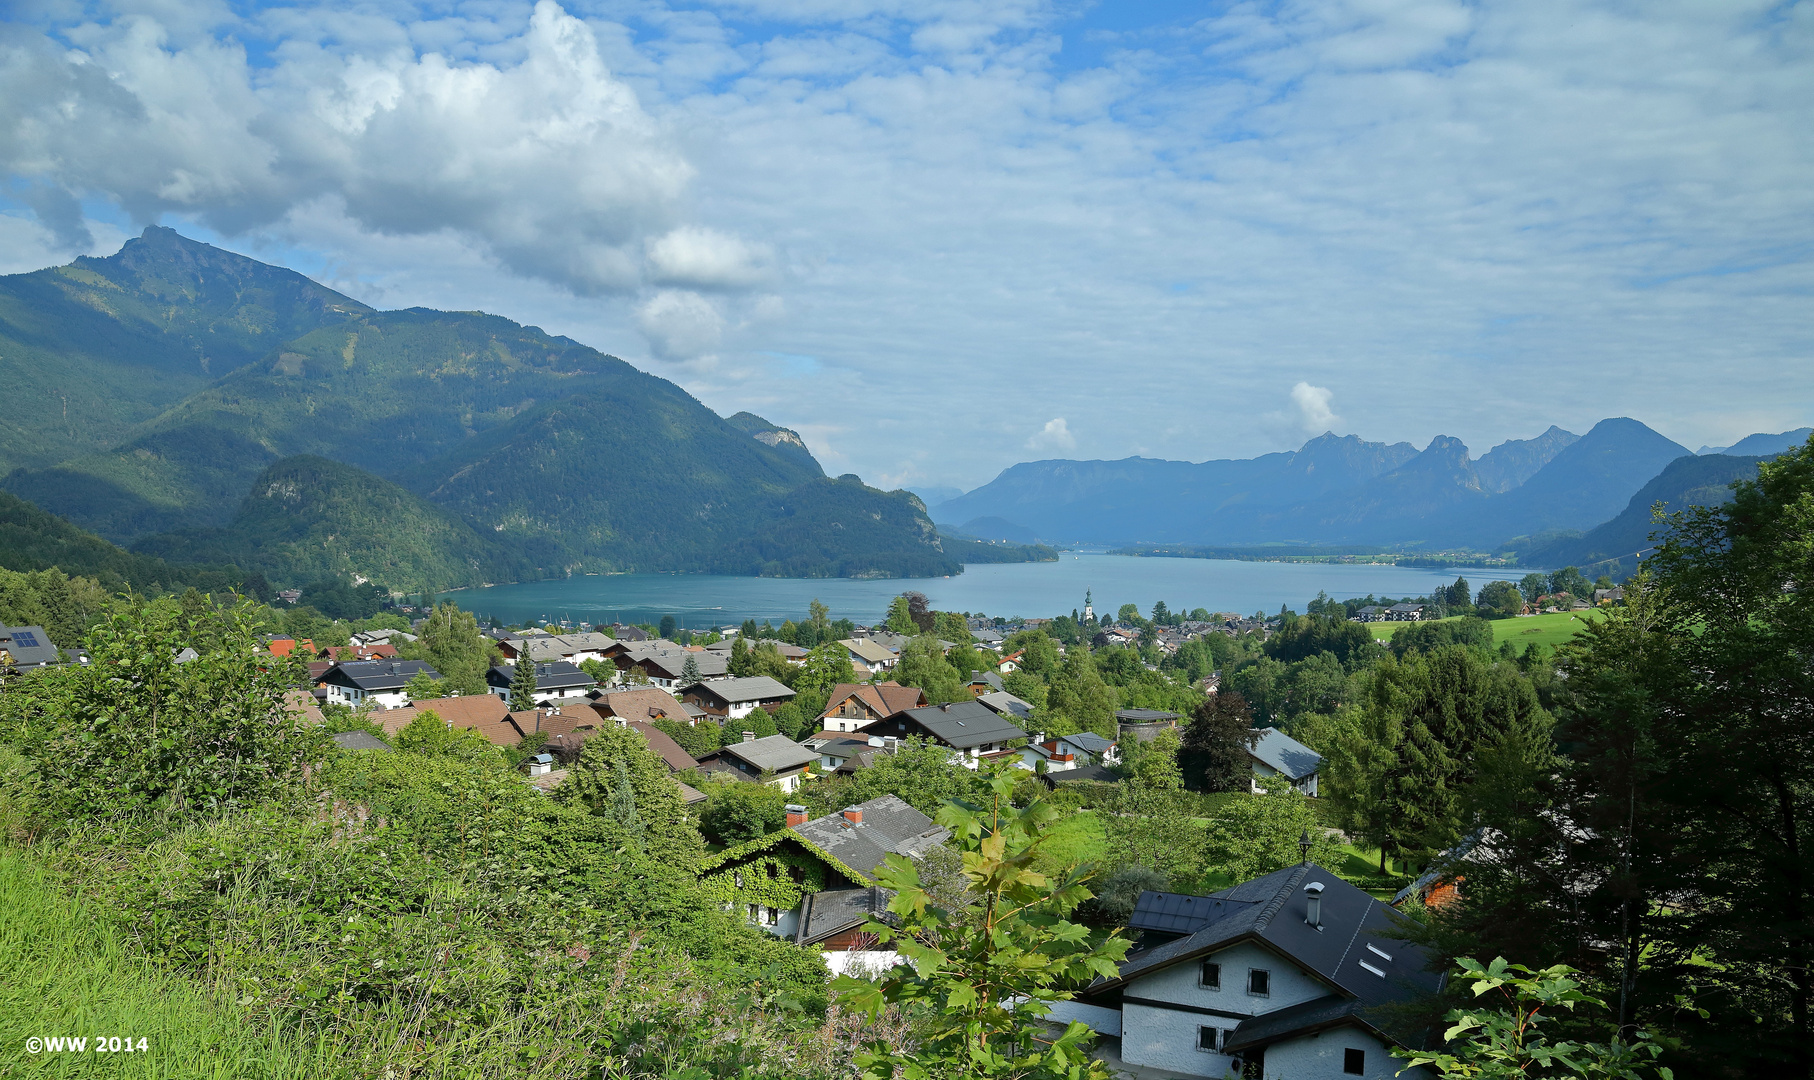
xmin=1720 ymin=428 xmax=1812 ymax=457
xmin=0 ymin=490 xmax=244 ymax=594
xmin=1469 ymin=418 xmax=1692 ymax=544
xmin=951 ymin=516 xmax=1043 ymax=544
xmin=724 ymin=412 xmax=823 ymax=474
xmin=1 ymin=229 xmax=960 ymax=586
xmin=931 ymin=433 xmax=1421 ymax=544
xmin=130 ymin=456 xmax=523 ymax=591
xmin=1517 ymin=453 xmax=1767 ymax=574
xmin=935 ymin=418 xmax=1692 ymax=551
xmin=1472 ymin=426 xmax=1579 ymax=492
xmin=0 ymin=226 xmax=368 ymax=475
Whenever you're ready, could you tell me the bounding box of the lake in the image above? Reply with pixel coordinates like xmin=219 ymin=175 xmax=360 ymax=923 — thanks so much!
xmin=441 ymin=553 xmax=1530 ymax=630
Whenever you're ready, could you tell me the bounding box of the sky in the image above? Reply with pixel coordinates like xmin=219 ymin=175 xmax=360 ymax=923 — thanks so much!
xmin=2 ymin=0 xmax=1810 ymax=495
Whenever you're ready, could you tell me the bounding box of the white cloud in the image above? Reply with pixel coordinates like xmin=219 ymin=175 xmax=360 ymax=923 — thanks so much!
xmin=1025 ymin=417 xmax=1076 ymax=453
xmin=646 ymin=226 xmax=772 ymax=289
xmin=637 ymin=289 xmax=725 ymax=359
xmin=1290 ymin=383 xmax=1339 ymax=433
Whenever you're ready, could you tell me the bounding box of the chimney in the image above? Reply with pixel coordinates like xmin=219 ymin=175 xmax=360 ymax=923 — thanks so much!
xmin=742 ymin=730 xmax=756 ymax=743
xmin=785 ymin=804 xmax=809 ymax=828
xmin=390 ymin=661 xmax=400 ymax=675
xmin=841 ymin=806 xmax=864 ymax=826
xmin=1304 ymin=881 xmax=1325 ymax=929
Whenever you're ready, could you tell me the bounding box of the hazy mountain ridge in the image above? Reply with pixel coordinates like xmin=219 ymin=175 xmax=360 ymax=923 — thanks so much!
xmin=0 ymin=229 xmax=962 ymax=587
xmin=935 ymin=418 xmax=1733 ymax=552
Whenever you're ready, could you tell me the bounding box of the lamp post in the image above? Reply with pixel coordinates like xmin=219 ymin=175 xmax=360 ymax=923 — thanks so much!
xmin=1299 ymin=830 xmax=1312 ymax=864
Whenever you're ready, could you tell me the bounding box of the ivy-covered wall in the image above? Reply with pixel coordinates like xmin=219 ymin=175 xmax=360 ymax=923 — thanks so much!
xmin=698 ymin=835 xmax=866 ymax=913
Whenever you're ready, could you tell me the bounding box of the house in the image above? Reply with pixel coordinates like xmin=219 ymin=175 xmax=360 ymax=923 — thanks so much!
xmin=331 ymin=731 xmax=393 ymax=752
xmin=1385 ymin=603 xmax=1426 ymax=622
xmin=839 ymin=637 xmax=899 ymax=675
xmin=628 ymin=648 xmax=730 ymax=688
xmin=276 ymin=588 xmax=302 ymax=604
xmin=588 ymin=687 xmax=693 ymax=725
xmin=970 ymin=626 xmax=1005 ymax=648
xmin=816 ymin=681 xmax=928 ymax=733
xmin=500 ymin=631 xmax=617 ymax=666
xmin=681 ymin=675 xmax=796 ymax=720
xmin=965 ymin=670 xmax=1006 ymax=697
xmin=1593 ymin=588 xmax=1625 ymax=605
xmin=1016 ymin=730 xmax=1118 ymax=773
xmin=485 ymin=661 xmax=596 ymax=704
xmin=695 ymin=733 xmax=818 ymax=793
xmin=976 ymin=690 xmax=1035 ymax=723
xmin=1250 ymin=728 xmax=1323 ymax=796
xmin=1349 ymin=606 xmax=1387 ymax=623
xmin=266 ymin=635 xmax=315 ymax=658
xmin=0 ymin=624 xmax=74 ymax=670
xmin=284 ymin=688 xmax=326 ymax=726
xmin=323 ymin=642 xmax=399 ymax=662
xmin=319 ymin=660 xmax=441 ymax=710
xmin=609 ymin=623 xmax=651 ymax=641
xmin=803 ymin=732 xmax=903 ymax=773
xmin=869 ymin=700 xmax=1027 ymax=768
xmin=623 ymin=720 xmax=698 ymax=773
xmin=379 ymin=694 xmax=514 ymax=742
xmin=998 ymin=649 xmax=1024 ymax=673
xmin=1391 ymin=831 xmax=1484 ymax=913
xmin=698 ymin=795 xmax=949 ymax=973
xmin=1052 ymin=866 xmax=1442 ymax=1078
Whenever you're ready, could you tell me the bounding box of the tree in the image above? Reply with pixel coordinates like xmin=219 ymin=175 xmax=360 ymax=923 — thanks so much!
xmin=1122 ymin=727 xmax=1183 ymax=793
xmin=556 ymin=724 xmax=702 ymax=864
xmin=1519 ymin=573 xmax=1550 ymax=604
xmin=833 ymin=774 xmax=1132 ymax=1080
xmin=699 ymin=780 xmax=790 ymax=845
xmin=729 ymin=635 xmax=754 ymax=676
xmin=809 ymin=737 xmax=991 ymax=817
xmin=393 ymin=709 xmax=496 ymax=758
xmin=1397 ymin=958 xmax=1675 ymax=1080
xmin=1000 ymin=630 xmax=1060 ymax=679
xmin=1476 ymin=580 xmax=1525 ymax=619
xmin=896 ymin=634 xmax=965 ymax=703
xmin=404 ymin=670 xmax=445 ymax=700
xmin=1200 ymin=774 xmax=1343 ymax=882
xmin=679 ymin=653 xmax=702 ymax=687
xmin=28 ymin=595 xmax=317 ymax=820
xmin=1077 ymin=865 xmax=1170 ymax=928
xmin=1549 ymin=566 xmax=1592 ymax=601
xmin=509 ymin=655 xmax=539 ymax=712
xmin=905 ymin=591 xmax=934 ymax=634
xmin=659 ymin=615 xmax=677 ymax=640
xmin=791 ymin=642 xmax=856 ymax=699
xmin=1328 ymin=646 xmax=1551 ymax=872
xmin=1264 ymin=613 xmax=1375 ymax=668
xmin=403 ymin=602 xmax=497 ymax=696
xmin=1043 ymin=651 xmax=1116 ymax=737
xmin=1178 ymin=690 xmax=1261 ymax=792
xmin=885 ymin=595 xmax=916 ymax=635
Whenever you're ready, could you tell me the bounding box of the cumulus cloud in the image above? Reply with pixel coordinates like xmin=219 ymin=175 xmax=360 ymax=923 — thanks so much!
xmin=0 ymin=1 xmax=759 ymax=295
xmin=1290 ymin=383 xmax=1339 ymax=433
xmin=646 ymin=226 xmax=772 ymax=289
xmin=637 ymin=289 xmax=726 ymax=359
xmin=1025 ymin=417 xmax=1076 ymax=453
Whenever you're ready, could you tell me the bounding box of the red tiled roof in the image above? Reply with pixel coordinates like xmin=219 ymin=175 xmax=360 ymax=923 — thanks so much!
xmin=589 ymin=688 xmax=689 ymax=724
xmin=815 ymin=681 xmax=926 ymax=722
xmin=383 ymin=695 xmax=517 ymax=743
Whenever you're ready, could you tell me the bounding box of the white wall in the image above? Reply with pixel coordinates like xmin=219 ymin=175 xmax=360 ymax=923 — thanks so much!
xmin=825 ymin=950 xmax=900 ymax=978
xmin=1119 ymin=942 xmax=1330 ymax=1077
xmin=1263 ymin=1025 xmax=1423 ymax=1080
xmin=1044 ymin=1000 xmax=1123 ymax=1038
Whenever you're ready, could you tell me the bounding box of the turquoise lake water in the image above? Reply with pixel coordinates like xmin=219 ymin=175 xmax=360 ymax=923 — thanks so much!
xmin=441 ymin=553 xmax=1529 ymax=630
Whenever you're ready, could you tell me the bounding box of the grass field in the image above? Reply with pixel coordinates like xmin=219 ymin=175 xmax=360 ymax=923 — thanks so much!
xmin=0 ymin=850 xmax=326 ymax=1079
xmin=1366 ymin=609 xmax=1605 ymax=649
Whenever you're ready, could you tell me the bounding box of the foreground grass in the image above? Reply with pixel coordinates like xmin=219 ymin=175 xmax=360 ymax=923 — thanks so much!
xmin=0 ymin=849 xmax=326 ymax=1080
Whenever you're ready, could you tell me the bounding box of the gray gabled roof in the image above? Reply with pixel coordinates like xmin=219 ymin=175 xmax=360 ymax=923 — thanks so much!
xmin=716 ymin=734 xmax=817 ymax=773
xmin=791 ymin=794 xmax=950 ymax=878
xmin=1249 ymin=727 xmax=1322 ymax=781
xmin=1063 ymin=731 xmax=1115 ymax=756
xmin=486 ymin=661 xmax=595 ymax=692
xmin=325 ymin=659 xmax=441 ymax=691
xmin=331 ymin=730 xmax=393 ymax=752
xmin=688 ymin=675 xmax=795 ymax=704
xmin=0 ymin=625 xmax=65 ymax=669
xmin=795 ymin=886 xmax=885 ymax=946
xmin=899 ymin=700 xmax=1026 ymax=748
xmin=976 ymin=690 xmax=1034 ymax=721
xmin=1085 ymin=864 xmax=1442 ymax=1019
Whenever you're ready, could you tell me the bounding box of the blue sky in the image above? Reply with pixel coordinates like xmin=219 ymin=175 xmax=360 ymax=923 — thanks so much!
xmin=2 ymin=0 xmax=1810 ymax=493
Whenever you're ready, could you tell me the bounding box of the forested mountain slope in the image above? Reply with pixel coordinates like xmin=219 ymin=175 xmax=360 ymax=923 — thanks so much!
xmin=1 ymin=230 xmax=956 ymax=586
xmin=0 ymin=226 xmax=368 ymax=474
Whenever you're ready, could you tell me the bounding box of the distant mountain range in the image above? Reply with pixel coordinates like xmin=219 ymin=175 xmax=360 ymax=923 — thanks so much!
xmin=0 ymin=228 xmax=984 ymax=589
xmin=935 ymin=420 xmax=1810 ymax=559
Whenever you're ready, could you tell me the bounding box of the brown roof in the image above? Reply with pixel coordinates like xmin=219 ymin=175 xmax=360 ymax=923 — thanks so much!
xmin=589 ymin=688 xmax=689 ymax=724
xmin=816 ymin=681 xmax=927 ymax=722
xmin=324 ymin=643 xmax=399 ymax=661
xmin=285 ymin=689 xmax=325 ymax=726
xmin=629 ymin=720 xmax=698 ymax=772
xmin=383 ymin=695 xmax=517 ymax=743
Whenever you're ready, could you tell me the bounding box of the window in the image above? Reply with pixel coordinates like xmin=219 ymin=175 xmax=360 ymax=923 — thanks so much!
xmin=1247 ymin=969 xmax=1270 ymax=997
xmin=1344 ymin=1047 xmax=1365 ymax=1075
xmin=1198 ymin=960 xmax=1221 ymax=989
xmin=1197 ymin=1026 xmax=1218 ymax=1052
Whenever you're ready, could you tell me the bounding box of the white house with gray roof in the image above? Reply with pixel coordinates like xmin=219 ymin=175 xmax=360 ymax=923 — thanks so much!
xmin=695 ymin=733 xmax=818 ymax=793
xmin=1249 ymin=727 xmax=1323 ymax=796
xmin=320 ymin=660 xmax=441 ymax=710
xmin=1054 ymin=865 xmax=1441 ymax=1078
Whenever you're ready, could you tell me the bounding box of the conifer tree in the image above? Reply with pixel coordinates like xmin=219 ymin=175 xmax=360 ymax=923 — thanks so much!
xmin=509 ymin=653 xmax=539 ymax=712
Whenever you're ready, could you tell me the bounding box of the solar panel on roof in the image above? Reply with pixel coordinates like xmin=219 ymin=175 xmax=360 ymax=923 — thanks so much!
xmin=12 ymin=631 xmax=40 ymax=648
